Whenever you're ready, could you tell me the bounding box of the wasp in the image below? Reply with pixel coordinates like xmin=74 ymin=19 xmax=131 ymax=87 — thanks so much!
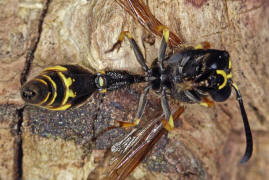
xmin=21 ymin=3 xmax=253 ymax=178
xmin=21 ymin=28 xmax=252 ymax=166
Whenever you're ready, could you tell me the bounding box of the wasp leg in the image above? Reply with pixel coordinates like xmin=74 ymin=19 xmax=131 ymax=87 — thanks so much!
xmin=159 ymin=88 xmax=174 ymax=131
xmin=157 ymin=26 xmax=169 ymax=71
xmin=106 ymin=31 xmax=149 ymax=72
xmin=200 ymin=97 xmax=214 ymax=107
xmin=194 ymin=41 xmax=211 ymax=50
xmin=169 ymin=106 xmax=185 ymax=124
xmin=117 ymin=84 xmax=151 ymax=128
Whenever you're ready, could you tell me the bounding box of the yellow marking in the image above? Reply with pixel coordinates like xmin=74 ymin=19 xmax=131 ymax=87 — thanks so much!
xmin=42 ymin=75 xmax=57 ymax=106
xmin=133 ymin=118 xmax=140 ymax=125
xmin=194 ymin=44 xmax=204 ymax=50
xmin=47 ymin=104 xmax=72 ymax=111
xmin=98 ymin=77 xmax=105 ymax=87
xmin=117 ymin=118 xmax=140 ymax=128
xmin=163 ymin=28 xmax=169 ymax=43
xmin=156 ymin=25 xmax=169 ymax=43
xmin=200 ymin=102 xmax=209 ymax=107
xmin=58 ymin=72 xmax=76 ymax=106
xmin=33 ymin=78 xmax=51 ymax=105
xmin=194 ymin=42 xmax=210 ymax=49
xmin=118 ymin=31 xmax=133 ymax=41
xmin=216 ymin=70 xmax=227 ymax=89
xmin=227 ymin=73 xmax=232 ymax=79
xmin=35 ymin=78 xmax=48 ymax=86
xmin=99 ymin=88 xmax=107 ymax=93
xmin=201 ymin=98 xmax=214 ymax=108
xmin=162 ymin=115 xmax=174 ymax=131
xmin=98 ymin=70 xmax=105 ymax=75
xmin=38 ymin=92 xmax=50 ymax=105
xmin=43 ymin=65 xmax=68 ymax=72
xmin=168 ymin=115 xmax=174 ymax=129
xmin=228 ymin=57 xmax=232 ymax=69
xmin=232 ymin=83 xmax=239 ymax=91
xmin=156 ymin=25 xmax=168 ymax=32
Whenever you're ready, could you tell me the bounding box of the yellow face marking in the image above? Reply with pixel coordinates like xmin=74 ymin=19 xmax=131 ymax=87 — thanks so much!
xmin=216 ymin=70 xmax=227 ymax=90
xmin=43 ymin=66 xmax=68 ymax=72
xmin=57 ymin=72 xmax=76 ymax=106
xmin=47 ymin=104 xmax=72 ymax=111
xmin=42 ymin=75 xmax=57 ymax=106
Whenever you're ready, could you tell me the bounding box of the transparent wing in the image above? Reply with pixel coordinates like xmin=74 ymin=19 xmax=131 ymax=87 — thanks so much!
xmin=103 ymin=106 xmax=184 ymax=180
xmin=115 ymin=0 xmax=184 ymax=47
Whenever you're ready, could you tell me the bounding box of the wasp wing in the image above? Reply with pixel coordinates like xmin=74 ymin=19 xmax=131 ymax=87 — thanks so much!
xmin=115 ymin=0 xmax=184 ymax=47
xmin=103 ymin=107 xmax=184 ymax=180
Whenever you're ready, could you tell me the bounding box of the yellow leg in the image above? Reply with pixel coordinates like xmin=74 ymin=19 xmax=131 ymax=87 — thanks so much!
xmin=156 ymin=25 xmax=170 ymax=43
xmin=162 ymin=106 xmax=184 ymax=131
xmin=116 ymin=118 xmax=141 ymax=128
xmin=200 ymin=97 xmax=214 ymax=107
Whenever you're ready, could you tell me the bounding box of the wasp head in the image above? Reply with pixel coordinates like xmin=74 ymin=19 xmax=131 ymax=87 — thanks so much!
xmin=196 ymin=50 xmax=233 ymax=102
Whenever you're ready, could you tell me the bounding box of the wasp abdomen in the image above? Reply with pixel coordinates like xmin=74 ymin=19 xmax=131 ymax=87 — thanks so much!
xmin=21 ymin=65 xmax=96 ymax=110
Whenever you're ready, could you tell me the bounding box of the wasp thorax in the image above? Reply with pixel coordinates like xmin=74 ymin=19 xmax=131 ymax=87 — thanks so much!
xmin=21 ymin=80 xmax=49 ymax=105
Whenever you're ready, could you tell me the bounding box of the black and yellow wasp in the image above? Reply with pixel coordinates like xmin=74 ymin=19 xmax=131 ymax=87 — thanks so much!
xmin=21 ymin=1 xmax=253 ymax=178
xmin=21 ymin=28 xmax=252 ymax=163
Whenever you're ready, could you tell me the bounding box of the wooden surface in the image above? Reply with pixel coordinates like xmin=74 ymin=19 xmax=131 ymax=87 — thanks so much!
xmin=0 ymin=0 xmax=268 ymax=179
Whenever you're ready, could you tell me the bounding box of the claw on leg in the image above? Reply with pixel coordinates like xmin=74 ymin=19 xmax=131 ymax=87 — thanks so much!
xmin=116 ymin=118 xmax=140 ymax=129
xmin=200 ymin=97 xmax=214 ymax=107
xmin=105 ymin=31 xmax=133 ymax=53
xmin=156 ymin=25 xmax=170 ymax=43
xmin=162 ymin=106 xmax=184 ymax=131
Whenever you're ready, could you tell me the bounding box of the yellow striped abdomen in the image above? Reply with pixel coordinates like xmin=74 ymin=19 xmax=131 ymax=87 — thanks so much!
xmin=21 ymin=65 xmax=97 ymax=110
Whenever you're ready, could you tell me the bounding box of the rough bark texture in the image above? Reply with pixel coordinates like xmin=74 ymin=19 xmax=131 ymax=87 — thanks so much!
xmin=0 ymin=0 xmax=268 ymax=180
